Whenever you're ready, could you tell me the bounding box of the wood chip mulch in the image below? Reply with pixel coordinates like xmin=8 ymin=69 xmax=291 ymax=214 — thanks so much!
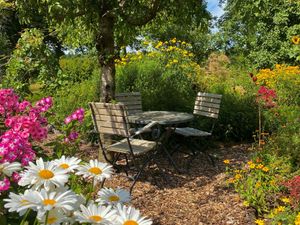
xmin=79 ymin=141 xmax=256 ymax=225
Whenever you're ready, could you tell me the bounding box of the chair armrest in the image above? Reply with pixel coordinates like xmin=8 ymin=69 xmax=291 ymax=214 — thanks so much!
xmin=131 ymin=121 xmax=159 ymax=137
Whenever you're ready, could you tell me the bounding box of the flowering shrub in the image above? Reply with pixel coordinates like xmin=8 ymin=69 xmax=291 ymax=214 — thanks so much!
xmin=0 ymin=89 xmax=53 ymax=195
xmin=284 ymin=175 xmax=300 ymax=205
xmin=3 ymin=157 xmax=152 ymax=225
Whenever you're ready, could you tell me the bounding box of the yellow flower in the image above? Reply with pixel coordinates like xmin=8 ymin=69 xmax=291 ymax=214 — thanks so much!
xmin=170 ymin=37 xmax=177 ymax=43
xmin=255 ymin=219 xmax=265 ymax=225
xmin=249 ymin=163 xmax=256 ymax=169
xmin=243 ymin=201 xmax=250 ymax=207
xmin=235 ymin=174 xmax=242 ymax=180
xmin=155 ymin=41 xmax=163 ymax=48
xmin=295 ymin=212 xmax=300 ymax=225
xmin=274 ymin=206 xmax=285 ymax=214
xmin=262 ymin=167 xmax=269 ymax=172
xmin=172 ymin=59 xmax=178 ymax=63
xmin=256 ymin=164 xmax=264 ymax=169
xmin=223 ymin=159 xmax=230 ymax=164
xmin=255 ymin=182 xmax=261 ymax=188
xmin=226 ymin=178 xmax=235 ymax=184
xmin=280 ymin=197 xmax=290 ymax=204
xmin=292 ymin=35 xmax=300 ymax=45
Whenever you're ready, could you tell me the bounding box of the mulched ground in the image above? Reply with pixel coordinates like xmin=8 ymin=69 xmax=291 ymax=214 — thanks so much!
xmin=78 ymin=140 xmax=256 ymax=225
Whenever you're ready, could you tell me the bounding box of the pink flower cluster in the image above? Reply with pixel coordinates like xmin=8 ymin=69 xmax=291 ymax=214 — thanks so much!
xmin=0 ymin=130 xmax=35 ymax=165
xmin=0 ymin=89 xmax=53 ymax=192
xmin=63 ymin=108 xmax=85 ymax=143
xmin=4 ymin=97 xmax=53 ymax=141
xmin=64 ymin=108 xmax=85 ymax=124
xmin=0 ymin=89 xmax=20 ymax=117
xmin=257 ymin=86 xmax=277 ymax=108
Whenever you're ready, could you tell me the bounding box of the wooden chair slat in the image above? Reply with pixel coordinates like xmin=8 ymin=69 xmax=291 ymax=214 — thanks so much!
xmin=195 ymin=102 xmax=220 ymax=109
xmin=192 ymin=110 xmax=219 ymax=119
xmin=195 ymin=97 xmax=221 ymax=104
xmin=115 ymin=92 xmax=143 ymax=115
xmin=94 ymin=115 xmax=125 ymax=123
xmin=98 ymin=127 xmax=128 ymax=136
xmin=197 ymin=92 xmax=222 ymax=99
xmin=194 ymin=106 xmax=220 ymax=114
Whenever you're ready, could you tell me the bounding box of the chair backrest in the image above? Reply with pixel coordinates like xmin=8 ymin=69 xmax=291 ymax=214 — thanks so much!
xmin=115 ymin=92 xmax=142 ymax=115
xmin=193 ymin=92 xmax=222 ymax=119
xmin=89 ymin=102 xmax=130 ymax=137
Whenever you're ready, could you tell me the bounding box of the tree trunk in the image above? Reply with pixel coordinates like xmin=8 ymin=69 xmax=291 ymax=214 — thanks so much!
xmin=95 ymin=9 xmax=116 ymax=162
xmin=96 ymin=13 xmax=115 ymax=103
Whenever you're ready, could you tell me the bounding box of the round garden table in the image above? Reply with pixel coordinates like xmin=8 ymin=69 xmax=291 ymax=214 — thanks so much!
xmin=128 ymin=111 xmax=194 ymax=173
xmin=128 ymin=111 xmax=194 ymax=126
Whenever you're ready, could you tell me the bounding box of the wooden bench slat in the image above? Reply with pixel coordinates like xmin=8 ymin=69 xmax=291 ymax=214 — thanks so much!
xmin=195 ymin=102 xmax=220 ymax=109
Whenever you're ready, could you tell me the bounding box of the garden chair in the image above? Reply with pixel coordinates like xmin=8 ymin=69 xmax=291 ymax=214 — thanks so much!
xmin=115 ymin=92 xmax=143 ymax=115
xmin=174 ymin=92 xmax=222 ymax=167
xmin=89 ymin=102 xmax=159 ymax=193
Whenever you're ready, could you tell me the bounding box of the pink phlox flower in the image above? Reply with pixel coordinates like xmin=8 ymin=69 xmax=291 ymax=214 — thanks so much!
xmin=0 ymin=177 xmax=10 ymax=192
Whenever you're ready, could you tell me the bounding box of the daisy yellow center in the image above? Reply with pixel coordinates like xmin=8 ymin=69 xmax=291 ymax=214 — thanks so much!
xmin=59 ymin=163 xmax=70 ymax=169
xmin=108 ymin=195 xmax=120 ymax=202
xmin=39 ymin=169 xmax=54 ymax=179
xmin=43 ymin=199 xmax=57 ymax=206
xmin=124 ymin=220 xmax=138 ymax=225
xmin=89 ymin=215 xmax=102 ymax=222
xmin=47 ymin=217 xmax=57 ymax=224
xmin=88 ymin=167 xmax=102 ymax=175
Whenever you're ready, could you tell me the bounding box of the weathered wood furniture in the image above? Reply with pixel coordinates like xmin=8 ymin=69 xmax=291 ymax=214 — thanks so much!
xmin=128 ymin=111 xmax=194 ymax=172
xmin=89 ymin=102 xmax=159 ymax=193
xmin=115 ymin=92 xmax=142 ymax=115
xmin=174 ymin=92 xmax=222 ymax=167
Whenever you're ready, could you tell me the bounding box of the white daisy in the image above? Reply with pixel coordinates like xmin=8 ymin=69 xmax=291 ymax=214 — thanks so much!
xmin=96 ymin=188 xmax=131 ymax=206
xmin=34 ymin=188 xmax=78 ymax=216
xmin=0 ymin=162 xmax=22 ymax=176
xmin=18 ymin=158 xmax=69 ymax=191
xmin=38 ymin=208 xmax=65 ymax=225
xmin=114 ymin=204 xmax=152 ymax=225
xmin=76 ymin=159 xmax=113 ymax=183
xmin=4 ymin=189 xmax=39 ymax=215
xmin=74 ymin=203 xmax=116 ymax=224
xmin=52 ymin=156 xmax=81 ymax=172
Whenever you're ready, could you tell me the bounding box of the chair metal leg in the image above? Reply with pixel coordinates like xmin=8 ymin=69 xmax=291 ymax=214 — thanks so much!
xmin=129 ymin=155 xmax=152 ymax=194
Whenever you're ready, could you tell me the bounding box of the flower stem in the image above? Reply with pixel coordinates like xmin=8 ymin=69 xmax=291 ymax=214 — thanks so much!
xmin=44 ymin=211 xmax=49 ymax=225
xmin=20 ymin=209 xmax=30 ymax=225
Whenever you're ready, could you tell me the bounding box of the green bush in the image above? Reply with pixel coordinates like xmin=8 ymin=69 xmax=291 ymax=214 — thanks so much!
xmin=49 ymin=71 xmax=100 ymax=136
xmin=116 ymin=57 xmax=197 ymax=112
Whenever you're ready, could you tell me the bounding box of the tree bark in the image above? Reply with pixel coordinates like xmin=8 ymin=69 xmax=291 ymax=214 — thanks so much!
xmin=95 ymin=7 xmax=116 ymax=162
xmin=96 ymin=12 xmax=115 ymax=103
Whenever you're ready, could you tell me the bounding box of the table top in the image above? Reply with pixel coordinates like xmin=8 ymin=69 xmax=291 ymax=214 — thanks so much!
xmin=128 ymin=111 xmax=194 ymax=125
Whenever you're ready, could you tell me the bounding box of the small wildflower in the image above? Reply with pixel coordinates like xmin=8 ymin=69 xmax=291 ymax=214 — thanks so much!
xmin=274 ymin=206 xmax=285 ymax=214
xmin=235 ymin=174 xmax=242 ymax=180
xmin=223 ymin=159 xmax=230 ymax=164
xmin=292 ymin=35 xmax=300 ymax=45
xmin=255 ymin=219 xmax=265 ymax=225
xmin=295 ymin=212 xmax=300 ymax=225
xmin=262 ymin=167 xmax=269 ymax=172
xmin=243 ymin=201 xmax=250 ymax=207
xmin=255 ymin=182 xmax=261 ymax=188
xmin=280 ymin=197 xmax=290 ymax=204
